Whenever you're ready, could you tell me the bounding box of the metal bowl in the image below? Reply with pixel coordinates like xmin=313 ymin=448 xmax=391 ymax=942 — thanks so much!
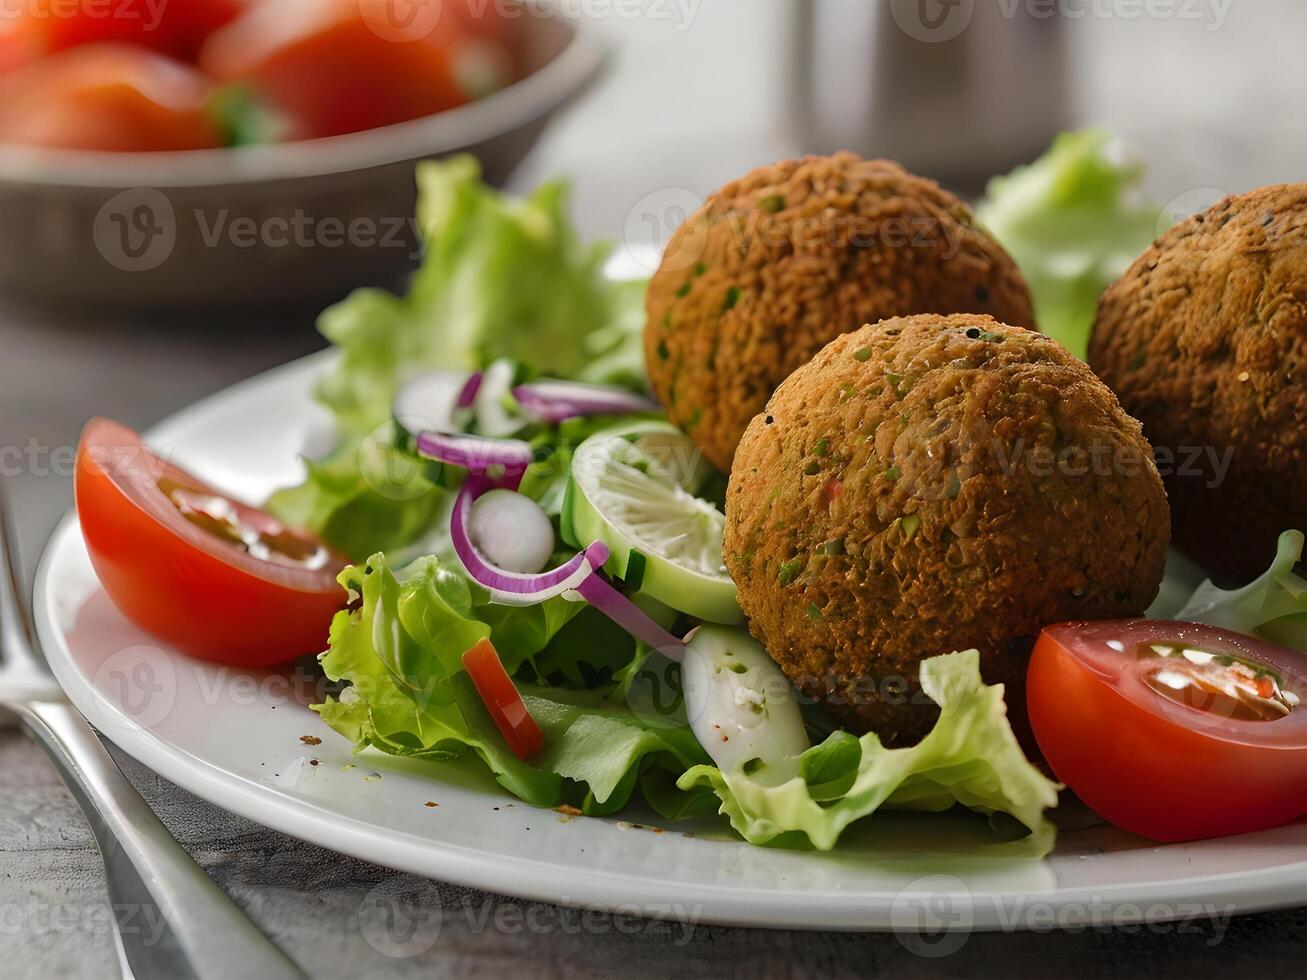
xmin=0 ymin=13 xmax=604 ymax=310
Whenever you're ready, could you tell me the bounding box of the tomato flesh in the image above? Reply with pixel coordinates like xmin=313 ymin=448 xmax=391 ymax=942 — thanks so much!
xmin=0 ymin=44 xmax=222 ymax=151
xmin=462 ymin=638 xmax=543 ymax=760
xmin=76 ymin=418 xmax=346 ymax=667
xmin=12 ymin=0 xmax=245 ymax=62
xmin=199 ymin=0 xmax=480 ymax=140
xmin=1028 ymin=620 xmax=1307 ymax=842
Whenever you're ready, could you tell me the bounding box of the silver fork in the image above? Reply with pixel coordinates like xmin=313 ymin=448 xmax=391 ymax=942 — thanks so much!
xmin=0 ymin=479 xmax=303 ymax=980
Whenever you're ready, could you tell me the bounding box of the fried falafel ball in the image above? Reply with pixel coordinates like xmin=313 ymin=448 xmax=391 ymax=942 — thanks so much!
xmin=1089 ymin=184 xmax=1307 ymax=586
xmin=645 ymin=153 xmax=1037 ymax=473
xmin=725 ymin=314 xmax=1169 ymax=746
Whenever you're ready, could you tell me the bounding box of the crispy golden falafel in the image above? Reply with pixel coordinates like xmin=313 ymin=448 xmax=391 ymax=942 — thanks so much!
xmin=645 ymin=153 xmax=1037 ymax=472
xmin=725 ymin=314 xmax=1169 ymax=746
xmin=1090 ymin=184 xmax=1307 ymax=586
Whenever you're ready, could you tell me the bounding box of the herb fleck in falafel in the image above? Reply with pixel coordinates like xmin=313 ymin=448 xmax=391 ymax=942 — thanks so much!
xmin=644 ymin=153 xmax=1037 ymax=472
xmin=1090 ymin=184 xmax=1307 ymax=586
xmin=725 ymin=314 xmax=1169 ymax=746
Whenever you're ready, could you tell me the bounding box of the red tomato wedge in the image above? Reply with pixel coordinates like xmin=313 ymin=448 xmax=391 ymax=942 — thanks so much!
xmin=1028 ymin=620 xmax=1307 ymax=842
xmin=462 ymin=638 xmax=543 ymax=760
xmin=0 ymin=44 xmax=223 ymax=151
xmin=76 ymin=418 xmax=347 ymax=667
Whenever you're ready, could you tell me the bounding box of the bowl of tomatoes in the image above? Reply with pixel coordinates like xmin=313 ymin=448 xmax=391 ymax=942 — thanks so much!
xmin=0 ymin=0 xmax=604 ymax=309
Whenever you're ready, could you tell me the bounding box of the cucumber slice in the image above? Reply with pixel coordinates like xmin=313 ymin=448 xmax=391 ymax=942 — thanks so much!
xmin=564 ymin=422 xmax=742 ymax=624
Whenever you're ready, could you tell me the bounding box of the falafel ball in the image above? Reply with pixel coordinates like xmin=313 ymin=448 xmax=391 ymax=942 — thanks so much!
xmin=1089 ymin=184 xmax=1307 ymax=586
xmin=725 ymin=314 xmax=1169 ymax=746
xmin=645 ymin=153 xmax=1037 ymax=473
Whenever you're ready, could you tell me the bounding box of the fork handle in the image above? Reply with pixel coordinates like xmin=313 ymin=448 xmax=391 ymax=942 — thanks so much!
xmin=14 ymin=700 xmax=303 ymax=980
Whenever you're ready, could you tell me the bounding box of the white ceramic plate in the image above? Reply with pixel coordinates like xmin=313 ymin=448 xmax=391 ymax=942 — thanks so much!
xmin=34 ymin=352 xmax=1307 ymax=932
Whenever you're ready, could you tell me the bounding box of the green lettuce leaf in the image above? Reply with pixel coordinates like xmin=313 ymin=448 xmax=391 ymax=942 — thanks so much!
xmin=576 ymin=277 xmax=653 ymax=391
xmin=1176 ymin=529 xmax=1307 ymax=651
xmin=268 ymin=155 xmax=648 ymax=558
xmin=678 ymin=650 xmax=1060 ymax=854
xmin=320 ymin=155 xmax=639 ymax=439
xmin=267 ymin=424 xmax=445 ymax=560
xmin=316 ymin=553 xmax=710 ymax=815
xmin=977 ymin=130 xmax=1163 ymax=359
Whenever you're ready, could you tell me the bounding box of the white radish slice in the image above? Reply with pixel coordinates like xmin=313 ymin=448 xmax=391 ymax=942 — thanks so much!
xmin=469 ymin=489 xmax=556 ymax=575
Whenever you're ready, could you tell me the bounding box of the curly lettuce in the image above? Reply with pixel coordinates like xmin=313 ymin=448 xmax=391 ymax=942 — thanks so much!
xmin=319 ymin=561 xmax=1057 ymax=847
xmin=1177 ymin=530 xmax=1307 ymax=651
xmin=317 ymin=155 xmax=644 ymax=438
xmin=678 ymin=650 xmax=1060 ymax=854
xmin=316 ymin=553 xmax=712 ymax=817
xmin=977 ymin=130 xmax=1163 ymax=359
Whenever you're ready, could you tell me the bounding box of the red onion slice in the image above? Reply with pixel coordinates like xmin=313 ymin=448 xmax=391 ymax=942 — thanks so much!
xmin=451 ymin=477 xmax=609 ymax=605
xmin=456 ymin=371 xmax=484 ymax=410
xmin=416 ymin=432 xmax=534 ymax=481
xmin=574 ymin=574 xmax=684 ymax=656
xmin=450 ymin=477 xmax=684 ymax=658
xmin=513 ymin=380 xmax=658 ymax=424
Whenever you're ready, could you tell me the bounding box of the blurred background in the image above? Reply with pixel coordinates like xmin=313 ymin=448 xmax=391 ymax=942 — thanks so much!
xmin=5 ymin=0 xmax=1307 ymax=557
xmin=523 ymin=0 xmax=1306 ymax=242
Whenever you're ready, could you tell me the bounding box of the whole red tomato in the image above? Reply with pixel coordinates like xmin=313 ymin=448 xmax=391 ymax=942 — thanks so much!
xmin=0 ymin=43 xmax=223 ymax=151
xmin=1 ymin=0 xmax=245 ymax=66
xmin=200 ymin=0 xmax=516 ymax=139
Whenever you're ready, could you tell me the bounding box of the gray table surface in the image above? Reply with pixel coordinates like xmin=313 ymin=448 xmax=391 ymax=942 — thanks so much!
xmin=5 ymin=5 xmax=1307 ymax=977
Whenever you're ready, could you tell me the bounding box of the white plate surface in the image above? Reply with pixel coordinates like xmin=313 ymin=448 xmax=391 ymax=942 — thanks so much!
xmin=34 ymin=352 xmax=1307 ymax=932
